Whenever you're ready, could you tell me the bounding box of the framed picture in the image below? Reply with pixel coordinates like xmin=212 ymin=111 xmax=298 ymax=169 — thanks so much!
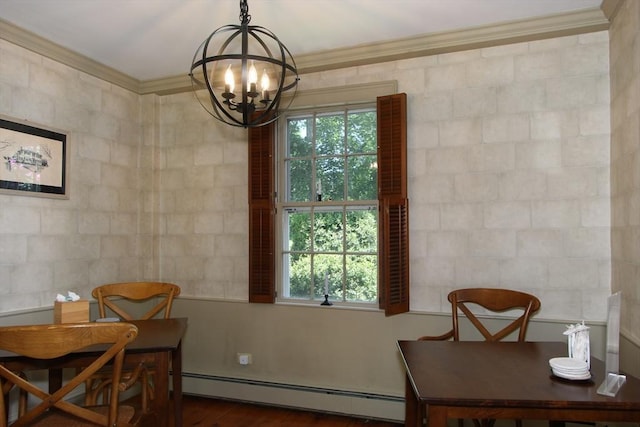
xmin=0 ymin=116 xmax=68 ymax=199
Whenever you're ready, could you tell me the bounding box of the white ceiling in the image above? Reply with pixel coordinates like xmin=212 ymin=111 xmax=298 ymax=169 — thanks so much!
xmin=0 ymin=0 xmax=603 ymax=81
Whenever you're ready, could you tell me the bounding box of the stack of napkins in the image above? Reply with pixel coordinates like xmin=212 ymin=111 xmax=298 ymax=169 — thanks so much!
xmin=549 ymin=357 xmax=591 ymax=380
xmin=564 ymin=321 xmax=590 ymax=369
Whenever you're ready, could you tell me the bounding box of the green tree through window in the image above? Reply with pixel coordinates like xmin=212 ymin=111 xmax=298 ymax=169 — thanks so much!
xmin=281 ymin=107 xmax=378 ymax=304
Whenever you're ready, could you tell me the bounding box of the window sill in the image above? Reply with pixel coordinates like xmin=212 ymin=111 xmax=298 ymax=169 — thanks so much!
xmin=276 ymin=299 xmax=380 ymax=312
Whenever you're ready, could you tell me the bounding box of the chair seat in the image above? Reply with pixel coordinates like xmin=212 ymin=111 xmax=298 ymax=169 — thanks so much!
xmin=28 ymin=405 xmax=136 ymax=427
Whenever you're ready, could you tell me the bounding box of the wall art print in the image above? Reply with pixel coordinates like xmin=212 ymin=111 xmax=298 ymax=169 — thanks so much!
xmin=0 ymin=116 xmax=67 ymax=199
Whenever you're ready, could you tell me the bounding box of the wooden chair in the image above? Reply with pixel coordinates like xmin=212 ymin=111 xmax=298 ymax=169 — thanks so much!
xmin=93 ymin=282 xmax=181 ymax=322
xmin=419 ymin=288 xmax=541 ymax=427
xmin=420 ymin=287 xmax=541 ymax=343
xmin=85 ymin=282 xmax=181 ymax=412
xmin=0 ymin=322 xmax=139 ymax=427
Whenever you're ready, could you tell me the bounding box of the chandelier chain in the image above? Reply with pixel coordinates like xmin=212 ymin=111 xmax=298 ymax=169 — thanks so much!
xmin=239 ymin=0 xmax=251 ymax=24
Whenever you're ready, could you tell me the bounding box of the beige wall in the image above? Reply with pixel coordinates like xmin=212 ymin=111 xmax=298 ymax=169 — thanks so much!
xmin=0 ymin=20 xmax=613 ymax=322
xmin=610 ymin=0 xmax=640 ymax=377
xmin=2 ymin=8 xmax=640 ymax=420
xmin=0 ymin=39 xmax=146 ymax=309
xmin=155 ymin=32 xmax=612 ymax=321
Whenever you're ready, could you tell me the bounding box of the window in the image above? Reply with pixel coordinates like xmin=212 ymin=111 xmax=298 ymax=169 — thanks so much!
xmin=279 ymin=107 xmax=379 ymax=305
xmin=248 ymin=88 xmax=408 ymax=315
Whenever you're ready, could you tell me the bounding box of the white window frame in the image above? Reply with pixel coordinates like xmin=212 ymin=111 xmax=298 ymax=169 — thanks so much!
xmin=274 ymin=81 xmax=398 ymax=307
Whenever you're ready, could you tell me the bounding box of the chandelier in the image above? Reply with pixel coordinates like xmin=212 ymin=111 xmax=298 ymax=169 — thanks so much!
xmin=189 ymin=0 xmax=299 ymax=128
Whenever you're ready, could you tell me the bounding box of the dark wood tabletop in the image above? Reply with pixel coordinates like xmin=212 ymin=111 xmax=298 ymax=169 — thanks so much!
xmin=397 ymin=340 xmax=640 ymax=427
xmin=0 ymin=317 xmax=188 ymax=360
xmin=125 ymin=317 xmax=187 ymax=352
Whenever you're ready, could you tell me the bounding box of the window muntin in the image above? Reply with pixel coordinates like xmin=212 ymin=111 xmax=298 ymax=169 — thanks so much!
xmin=279 ymin=106 xmax=378 ymax=305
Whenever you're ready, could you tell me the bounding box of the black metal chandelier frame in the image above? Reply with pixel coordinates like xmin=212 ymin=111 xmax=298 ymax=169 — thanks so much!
xmin=190 ymin=0 xmax=299 ymax=128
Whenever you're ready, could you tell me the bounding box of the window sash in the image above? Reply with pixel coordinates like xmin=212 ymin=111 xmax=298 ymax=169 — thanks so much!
xmin=280 ymin=106 xmax=378 ymax=305
xmin=281 ymin=204 xmax=378 ymax=304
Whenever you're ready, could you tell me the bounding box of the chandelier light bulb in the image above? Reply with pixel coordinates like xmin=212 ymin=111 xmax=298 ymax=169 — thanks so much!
xmin=248 ymin=60 xmax=258 ymax=94
xmin=248 ymin=61 xmax=258 ymax=84
xmin=225 ymin=65 xmax=235 ymax=94
xmin=261 ymin=69 xmax=270 ymax=100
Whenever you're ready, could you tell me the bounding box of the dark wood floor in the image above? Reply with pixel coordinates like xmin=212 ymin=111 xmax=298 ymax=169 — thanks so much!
xmin=168 ymin=394 xmax=403 ymax=427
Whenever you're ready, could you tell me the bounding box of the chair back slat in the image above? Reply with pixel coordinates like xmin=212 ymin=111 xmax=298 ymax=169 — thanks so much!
xmin=449 ymin=288 xmax=541 ymax=342
xmin=93 ymin=282 xmax=181 ymax=320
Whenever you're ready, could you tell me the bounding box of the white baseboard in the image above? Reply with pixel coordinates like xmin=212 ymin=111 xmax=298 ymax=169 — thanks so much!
xmin=180 ymin=372 xmax=405 ymax=422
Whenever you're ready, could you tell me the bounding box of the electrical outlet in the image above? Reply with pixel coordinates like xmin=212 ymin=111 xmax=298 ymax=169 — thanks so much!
xmin=237 ymin=353 xmax=252 ymax=365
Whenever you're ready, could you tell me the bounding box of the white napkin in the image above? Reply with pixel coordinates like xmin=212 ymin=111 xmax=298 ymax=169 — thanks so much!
xmin=564 ymin=321 xmax=590 ymax=369
xmin=55 ymin=291 xmax=81 ymax=302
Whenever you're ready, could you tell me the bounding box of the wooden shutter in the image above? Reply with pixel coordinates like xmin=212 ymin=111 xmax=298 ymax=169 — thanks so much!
xmin=377 ymin=93 xmax=409 ymax=316
xmin=248 ymin=122 xmax=276 ymax=303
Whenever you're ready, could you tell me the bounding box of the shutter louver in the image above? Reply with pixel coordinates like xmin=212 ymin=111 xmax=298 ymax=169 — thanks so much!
xmin=377 ymin=93 xmax=409 ymax=316
xmin=381 ymin=197 xmax=410 ymax=315
xmin=248 ymin=121 xmax=276 ymax=303
xmin=249 ymin=125 xmax=273 ymax=202
xmin=378 ymin=94 xmax=407 ymax=198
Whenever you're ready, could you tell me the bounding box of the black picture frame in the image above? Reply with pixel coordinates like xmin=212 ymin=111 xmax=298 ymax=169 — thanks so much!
xmin=0 ymin=116 xmax=68 ymax=199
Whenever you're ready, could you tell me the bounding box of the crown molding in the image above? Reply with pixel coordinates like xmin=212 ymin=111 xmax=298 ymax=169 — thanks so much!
xmin=139 ymin=74 xmax=192 ymax=96
xmin=293 ymin=7 xmax=609 ymax=74
xmin=1 ymin=7 xmax=610 ymax=97
xmin=601 ymin=0 xmax=624 ymax=22
xmin=0 ymin=18 xmax=141 ymax=93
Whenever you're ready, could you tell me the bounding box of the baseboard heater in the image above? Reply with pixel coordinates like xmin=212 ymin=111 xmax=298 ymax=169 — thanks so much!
xmin=181 ymin=371 xmax=402 ymax=402
xmin=179 ymin=371 xmax=405 ymax=421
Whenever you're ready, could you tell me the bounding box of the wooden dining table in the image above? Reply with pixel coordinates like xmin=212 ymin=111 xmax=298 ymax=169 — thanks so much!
xmin=398 ymin=340 xmax=640 ymax=427
xmin=0 ymin=317 xmax=188 ymax=427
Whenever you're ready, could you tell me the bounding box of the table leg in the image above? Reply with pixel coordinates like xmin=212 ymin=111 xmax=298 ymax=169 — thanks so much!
xmin=405 ymin=374 xmax=421 ymax=427
xmin=153 ymin=351 xmax=170 ymax=427
xmin=48 ymin=368 xmax=63 ymax=394
xmin=171 ymin=340 xmax=183 ymax=427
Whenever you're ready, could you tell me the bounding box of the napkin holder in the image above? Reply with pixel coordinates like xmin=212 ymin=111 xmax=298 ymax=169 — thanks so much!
xmin=597 ymin=292 xmax=626 ymax=396
xmin=54 ymin=300 xmax=90 ymax=323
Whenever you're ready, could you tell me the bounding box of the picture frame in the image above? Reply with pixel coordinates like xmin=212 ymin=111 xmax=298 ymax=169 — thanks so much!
xmin=0 ymin=115 xmax=68 ymax=199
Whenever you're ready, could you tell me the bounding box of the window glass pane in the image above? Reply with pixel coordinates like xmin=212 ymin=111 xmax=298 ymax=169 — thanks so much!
xmin=346 ymin=209 xmax=377 ymax=252
xmin=288 ymin=253 xmax=311 ymax=298
xmin=313 ymin=210 xmax=343 ymax=252
xmin=316 ymin=157 xmax=344 ymax=201
xmin=316 ymin=114 xmax=345 ymax=156
xmin=347 ymin=154 xmax=377 ymax=200
xmin=287 ymin=210 xmax=311 ymax=251
xmin=287 ymin=117 xmax=312 ymax=157
xmin=287 ymin=159 xmax=312 ymax=202
xmin=347 ymin=111 xmax=377 ymax=153
xmin=345 ymin=254 xmax=377 ymax=302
